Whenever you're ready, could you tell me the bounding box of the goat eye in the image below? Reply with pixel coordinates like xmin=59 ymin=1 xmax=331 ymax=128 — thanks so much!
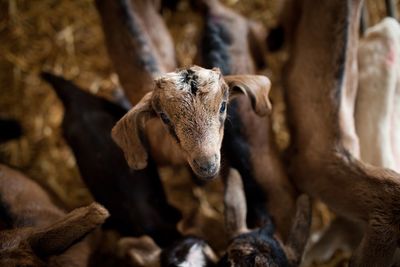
xmin=159 ymin=112 xmax=170 ymax=124
xmin=219 ymin=102 xmax=227 ymax=114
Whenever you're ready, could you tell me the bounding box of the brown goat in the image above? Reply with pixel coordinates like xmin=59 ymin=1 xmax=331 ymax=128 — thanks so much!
xmin=0 ymin=164 xmax=109 ymax=267
xmin=284 ymin=0 xmax=400 ymax=266
xmin=111 ymin=66 xmax=271 ymax=178
xmin=219 ymin=168 xmax=311 ymax=267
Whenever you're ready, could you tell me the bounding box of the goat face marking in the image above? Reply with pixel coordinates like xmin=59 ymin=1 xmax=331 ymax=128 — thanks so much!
xmin=153 ymin=66 xmax=227 ymax=178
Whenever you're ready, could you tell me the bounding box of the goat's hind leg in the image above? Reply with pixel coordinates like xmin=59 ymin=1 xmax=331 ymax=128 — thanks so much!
xmin=350 ymin=220 xmax=397 ymax=267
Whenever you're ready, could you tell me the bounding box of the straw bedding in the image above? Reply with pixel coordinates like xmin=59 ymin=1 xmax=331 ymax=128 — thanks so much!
xmin=0 ymin=0 xmax=396 ymax=266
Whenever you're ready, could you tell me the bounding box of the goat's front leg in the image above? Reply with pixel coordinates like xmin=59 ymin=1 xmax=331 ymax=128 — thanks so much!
xmin=350 ymin=221 xmax=397 ymax=267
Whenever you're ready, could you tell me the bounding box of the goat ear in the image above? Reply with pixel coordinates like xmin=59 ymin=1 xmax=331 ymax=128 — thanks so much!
xmin=111 ymin=92 xmax=155 ymax=169
xmin=224 ymin=168 xmax=248 ymax=238
xmin=224 ymin=75 xmax=272 ymax=116
xmin=28 ymin=203 xmax=109 ymax=257
xmin=284 ymin=194 xmax=312 ymax=266
xmin=118 ymin=236 xmax=161 ymax=267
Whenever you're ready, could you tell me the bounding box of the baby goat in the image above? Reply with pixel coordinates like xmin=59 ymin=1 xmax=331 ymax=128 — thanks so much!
xmin=111 ymin=66 xmax=271 ymax=179
xmin=219 ymin=169 xmax=311 ymax=267
xmin=0 ymin=164 xmax=109 ymax=267
xmin=97 ymin=0 xmax=272 ymax=180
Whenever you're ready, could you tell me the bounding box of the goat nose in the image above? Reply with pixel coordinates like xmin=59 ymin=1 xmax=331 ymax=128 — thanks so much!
xmin=193 ymin=154 xmax=219 ymax=178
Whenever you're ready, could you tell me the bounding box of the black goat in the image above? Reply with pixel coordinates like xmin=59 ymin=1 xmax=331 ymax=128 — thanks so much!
xmin=41 ymin=72 xmax=181 ymax=247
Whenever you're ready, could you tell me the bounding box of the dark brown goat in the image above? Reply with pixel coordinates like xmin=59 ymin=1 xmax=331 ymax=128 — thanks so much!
xmin=0 ymin=164 xmax=109 ymax=267
xmin=41 ymin=72 xmax=182 ymax=247
xmin=284 ymin=0 xmax=400 ymax=266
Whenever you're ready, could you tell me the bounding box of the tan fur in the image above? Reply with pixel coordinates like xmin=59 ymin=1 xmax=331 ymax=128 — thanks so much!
xmin=285 ymin=0 xmax=400 ymax=266
xmin=111 ymin=92 xmax=155 ymax=170
xmin=225 ymin=75 xmax=272 ymax=116
xmin=0 ymin=164 xmax=109 ymax=267
xmin=112 ymin=66 xmax=271 ymax=178
xmin=224 ymin=169 xmax=248 ymax=237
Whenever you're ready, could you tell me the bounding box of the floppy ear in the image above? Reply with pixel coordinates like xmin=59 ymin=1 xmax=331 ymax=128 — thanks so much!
xmin=224 ymin=75 xmax=272 ymax=116
xmin=118 ymin=236 xmax=161 ymax=267
xmin=111 ymin=92 xmax=155 ymax=169
xmin=284 ymin=194 xmax=312 ymax=266
xmin=224 ymin=168 xmax=248 ymax=238
xmin=28 ymin=203 xmax=109 ymax=258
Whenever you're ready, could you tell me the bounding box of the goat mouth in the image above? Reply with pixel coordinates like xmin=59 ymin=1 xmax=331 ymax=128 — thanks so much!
xmin=191 ymin=164 xmax=220 ymax=180
xmin=189 ymin=154 xmax=220 ymax=179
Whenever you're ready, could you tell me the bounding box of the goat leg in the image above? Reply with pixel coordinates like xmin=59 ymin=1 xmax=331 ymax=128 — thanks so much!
xmin=303 ymin=216 xmax=363 ymax=265
xmin=350 ymin=222 xmax=397 ymax=267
